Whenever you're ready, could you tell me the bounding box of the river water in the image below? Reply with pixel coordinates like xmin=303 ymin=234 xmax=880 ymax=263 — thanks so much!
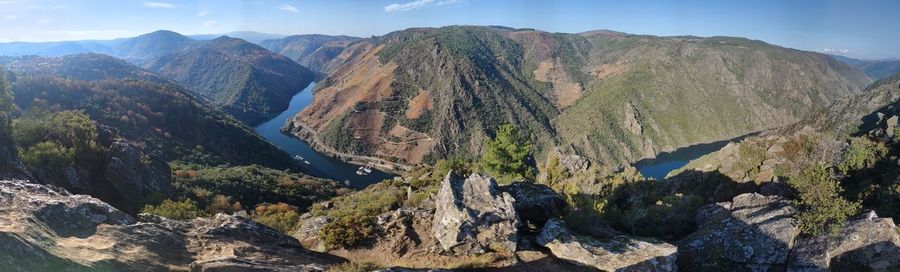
xmin=255 ymin=82 xmax=746 ymax=184
xmin=633 ymin=136 xmax=748 ymax=180
xmin=253 ymin=82 xmax=394 ymax=188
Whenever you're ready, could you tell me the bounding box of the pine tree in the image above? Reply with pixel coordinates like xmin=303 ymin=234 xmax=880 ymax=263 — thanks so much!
xmin=479 ymin=124 xmax=532 ymax=184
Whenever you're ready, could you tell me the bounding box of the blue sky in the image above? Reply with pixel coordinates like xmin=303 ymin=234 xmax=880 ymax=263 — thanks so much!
xmin=0 ymin=0 xmax=898 ymax=59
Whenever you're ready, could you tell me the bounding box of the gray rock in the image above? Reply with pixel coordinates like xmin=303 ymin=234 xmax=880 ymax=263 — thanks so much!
xmin=680 ymin=193 xmax=800 ymax=271
xmin=681 ymin=193 xmax=900 ymax=272
xmin=537 ymin=218 xmax=677 ymax=272
xmin=293 ymin=213 xmax=330 ymax=249
xmin=105 ymin=140 xmax=174 ymax=209
xmin=0 ymin=179 xmax=343 ymax=271
xmin=431 ymin=172 xmax=519 ymax=255
xmin=830 ymin=211 xmax=900 ymax=270
xmin=502 ymin=181 xmax=567 ymax=228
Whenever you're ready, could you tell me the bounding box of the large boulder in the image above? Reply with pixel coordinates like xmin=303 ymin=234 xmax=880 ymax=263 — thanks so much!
xmin=789 ymin=210 xmax=900 ymax=272
xmin=502 ymin=181 xmax=567 ymax=228
xmin=536 ymin=218 xmax=677 ymax=272
xmin=431 ymin=172 xmax=519 ymax=255
xmin=0 ymin=179 xmax=343 ymax=271
xmin=679 ymin=193 xmax=800 ymax=271
xmin=105 ymin=140 xmax=174 ymax=209
xmin=680 ymin=193 xmax=900 ymax=271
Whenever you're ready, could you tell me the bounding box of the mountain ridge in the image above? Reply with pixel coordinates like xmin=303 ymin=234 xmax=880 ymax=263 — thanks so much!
xmin=289 ymin=25 xmax=872 ymax=169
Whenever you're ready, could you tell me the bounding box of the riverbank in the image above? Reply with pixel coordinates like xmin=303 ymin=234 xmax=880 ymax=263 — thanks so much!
xmin=282 ymin=118 xmax=413 ymax=176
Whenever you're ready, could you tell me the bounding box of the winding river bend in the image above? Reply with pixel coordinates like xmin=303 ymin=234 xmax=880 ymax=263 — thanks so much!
xmin=253 ymin=83 xmax=394 ymax=188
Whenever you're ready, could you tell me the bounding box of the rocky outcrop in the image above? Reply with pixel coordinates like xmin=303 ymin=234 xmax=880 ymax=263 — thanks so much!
xmin=0 ymin=179 xmax=343 ymax=271
xmin=502 ymin=181 xmax=567 ymax=228
xmin=789 ymin=210 xmax=900 ymax=271
xmin=105 ymin=140 xmax=174 ymax=206
xmin=431 ymin=172 xmax=519 ymax=255
xmin=680 ymin=193 xmax=900 ymax=271
xmin=536 ymin=218 xmax=677 ymax=272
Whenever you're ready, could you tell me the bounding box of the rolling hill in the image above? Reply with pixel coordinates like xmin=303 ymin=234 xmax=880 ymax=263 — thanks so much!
xmin=3 ymin=53 xmax=300 ymax=170
xmin=144 ymin=36 xmax=316 ymax=124
xmin=260 ymin=34 xmax=361 ymax=74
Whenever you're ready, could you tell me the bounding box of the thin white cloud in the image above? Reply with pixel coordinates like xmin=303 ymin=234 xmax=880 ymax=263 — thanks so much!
xmin=278 ymin=3 xmax=299 ymax=13
xmin=0 ymin=1 xmax=16 ymax=4
xmin=4 ymin=14 xmax=17 ymax=20
xmin=50 ymin=5 xmax=67 ymax=9
xmin=817 ymin=48 xmax=851 ymax=55
xmin=203 ymin=20 xmax=217 ymax=28
xmin=143 ymin=1 xmax=175 ymax=9
xmin=197 ymin=8 xmax=210 ymax=17
xmin=38 ymin=18 xmax=53 ymax=23
xmin=384 ymin=0 xmax=461 ymax=12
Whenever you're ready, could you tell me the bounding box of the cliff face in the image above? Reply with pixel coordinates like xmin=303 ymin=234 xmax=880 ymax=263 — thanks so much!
xmin=292 ymin=26 xmax=871 ymax=168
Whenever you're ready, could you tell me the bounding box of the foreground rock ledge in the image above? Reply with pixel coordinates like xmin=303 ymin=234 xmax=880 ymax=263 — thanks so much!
xmin=431 ymin=172 xmax=520 ymax=255
xmin=536 ymin=218 xmax=677 ymax=272
xmin=680 ymin=193 xmax=900 ymax=271
xmin=0 ymin=179 xmax=342 ymax=271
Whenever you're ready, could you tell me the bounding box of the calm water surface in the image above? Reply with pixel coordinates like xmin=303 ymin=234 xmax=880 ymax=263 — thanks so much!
xmin=633 ymin=136 xmax=750 ymax=180
xmin=253 ymin=82 xmax=394 ymax=188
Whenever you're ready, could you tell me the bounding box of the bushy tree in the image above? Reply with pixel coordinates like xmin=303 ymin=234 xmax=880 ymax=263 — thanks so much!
xmin=251 ymin=202 xmax=302 ymax=234
xmin=479 ymin=124 xmax=533 ymax=184
xmin=838 ymin=137 xmax=887 ymax=174
xmin=0 ymin=67 xmax=13 ymax=137
xmin=788 ymin=164 xmax=860 ymax=236
xmin=320 ymin=215 xmax=376 ymax=249
xmin=141 ymin=199 xmax=205 ymax=220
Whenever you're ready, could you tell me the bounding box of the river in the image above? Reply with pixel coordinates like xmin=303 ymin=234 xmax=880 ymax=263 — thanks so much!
xmin=633 ymin=135 xmax=751 ymax=180
xmin=253 ymin=82 xmax=395 ymax=189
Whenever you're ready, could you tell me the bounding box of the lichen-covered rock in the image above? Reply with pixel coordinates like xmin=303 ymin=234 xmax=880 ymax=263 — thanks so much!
xmin=680 ymin=193 xmax=800 ymax=271
xmin=502 ymin=181 xmax=567 ymax=228
xmin=680 ymin=193 xmax=900 ymax=272
xmin=105 ymin=140 xmax=174 ymax=204
xmin=536 ymin=218 xmax=677 ymax=272
xmin=788 ymin=210 xmax=900 ymax=272
xmin=431 ymin=172 xmax=519 ymax=255
xmin=294 ymin=212 xmax=330 ymax=249
xmin=0 ymin=179 xmax=343 ymax=271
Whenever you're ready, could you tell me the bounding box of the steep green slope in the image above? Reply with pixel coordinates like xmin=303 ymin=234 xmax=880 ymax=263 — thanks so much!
xmin=4 ymin=53 xmax=299 ymax=170
xmin=555 ymin=34 xmax=872 ymax=165
xmin=260 ymin=34 xmax=360 ymax=74
xmin=145 ymin=36 xmax=316 ymax=125
xmin=292 ymin=26 xmax=871 ymax=168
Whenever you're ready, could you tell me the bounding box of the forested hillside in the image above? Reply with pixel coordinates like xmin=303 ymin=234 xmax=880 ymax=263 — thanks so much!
xmin=292 ymin=26 xmax=872 ymax=168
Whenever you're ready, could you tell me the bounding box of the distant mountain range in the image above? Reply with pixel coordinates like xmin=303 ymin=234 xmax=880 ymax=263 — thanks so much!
xmin=260 ymin=34 xmax=361 ymax=74
xmin=188 ymin=31 xmax=288 ymax=44
xmin=0 ymin=30 xmax=317 ymax=125
xmin=830 ymin=54 xmax=900 ymax=80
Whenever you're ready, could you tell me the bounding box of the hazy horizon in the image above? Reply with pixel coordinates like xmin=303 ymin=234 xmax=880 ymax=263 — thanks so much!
xmin=1 ymin=0 xmax=899 ymax=59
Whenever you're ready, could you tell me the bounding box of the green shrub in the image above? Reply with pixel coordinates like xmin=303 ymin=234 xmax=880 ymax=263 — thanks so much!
xmin=319 ymin=215 xmax=376 ymax=249
xmin=479 ymin=124 xmax=533 ymax=184
xmin=788 ymin=164 xmax=860 ymax=236
xmin=251 ymin=203 xmax=302 ymax=233
xmin=327 ymin=262 xmax=381 ymax=272
xmin=838 ymin=137 xmax=887 ymax=174
xmin=18 ymin=141 xmax=75 ymax=171
xmin=141 ymin=199 xmax=205 ymax=220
